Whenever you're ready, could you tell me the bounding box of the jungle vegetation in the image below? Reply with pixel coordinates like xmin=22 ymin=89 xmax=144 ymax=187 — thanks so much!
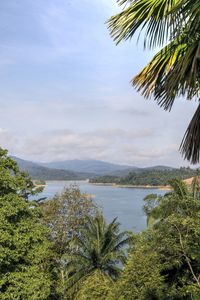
xmin=90 ymin=167 xmax=199 ymax=186
xmin=1 ymin=149 xmax=200 ymax=299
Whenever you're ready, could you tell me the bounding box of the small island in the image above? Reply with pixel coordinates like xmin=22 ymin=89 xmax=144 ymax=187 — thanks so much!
xmin=34 ymin=180 xmax=46 ymax=186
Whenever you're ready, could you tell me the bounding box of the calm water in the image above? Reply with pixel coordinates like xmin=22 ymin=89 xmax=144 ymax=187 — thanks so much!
xmin=37 ymin=181 xmax=166 ymax=232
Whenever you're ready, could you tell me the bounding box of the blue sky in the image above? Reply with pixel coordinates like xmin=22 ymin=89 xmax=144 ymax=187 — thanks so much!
xmin=0 ymin=0 xmax=198 ymax=167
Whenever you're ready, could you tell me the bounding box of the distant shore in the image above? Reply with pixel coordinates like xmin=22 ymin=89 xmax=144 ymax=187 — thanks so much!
xmin=90 ymin=182 xmax=171 ymax=190
xmin=33 ymin=180 xmax=172 ymax=190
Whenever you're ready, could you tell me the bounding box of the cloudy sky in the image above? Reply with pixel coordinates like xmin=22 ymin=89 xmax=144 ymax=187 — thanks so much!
xmin=0 ymin=0 xmax=198 ymax=167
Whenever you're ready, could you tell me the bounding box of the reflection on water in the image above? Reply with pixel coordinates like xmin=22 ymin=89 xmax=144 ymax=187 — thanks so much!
xmin=37 ymin=181 xmax=166 ymax=232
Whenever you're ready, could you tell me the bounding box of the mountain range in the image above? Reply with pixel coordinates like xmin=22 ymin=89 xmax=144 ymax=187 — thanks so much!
xmin=40 ymin=159 xmax=138 ymax=175
xmin=11 ymin=156 xmax=175 ymax=180
xmin=11 ymin=156 xmax=93 ymax=180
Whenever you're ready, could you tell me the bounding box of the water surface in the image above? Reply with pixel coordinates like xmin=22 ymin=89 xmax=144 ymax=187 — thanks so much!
xmin=38 ymin=181 xmax=166 ymax=232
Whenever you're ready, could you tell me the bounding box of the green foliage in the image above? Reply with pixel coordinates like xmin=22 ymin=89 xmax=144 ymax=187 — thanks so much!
xmin=110 ymin=178 xmax=200 ymax=299
xmin=0 ymin=193 xmax=52 ymax=299
xmin=4 ymin=146 xmax=200 ymax=299
xmin=143 ymin=193 xmax=161 ymax=226
xmin=150 ymin=199 xmax=200 ymax=298
xmin=34 ymin=180 xmax=46 ymax=186
xmin=112 ymin=235 xmax=165 ymax=300
xmin=0 ymin=148 xmax=42 ymax=199
xmin=142 ymin=179 xmax=200 ymax=298
xmin=0 ymin=149 xmax=53 ymax=299
xmin=64 ymin=214 xmax=129 ymax=296
xmin=41 ymin=185 xmax=98 ymax=256
xmin=41 ymin=186 xmax=99 ymax=298
xmin=91 ymin=167 xmax=198 ymax=186
xmin=74 ymin=270 xmax=114 ymax=300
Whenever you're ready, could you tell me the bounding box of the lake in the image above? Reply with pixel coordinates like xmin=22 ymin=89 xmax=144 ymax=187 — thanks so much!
xmin=38 ymin=181 xmax=167 ymax=232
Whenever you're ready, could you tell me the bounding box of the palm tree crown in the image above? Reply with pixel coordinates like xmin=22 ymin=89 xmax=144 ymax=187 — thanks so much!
xmin=144 ymin=176 xmax=200 ymax=227
xmin=108 ymin=0 xmax=200 ymax=164
xmin=64 ymin=214 xmax=129 ymax=293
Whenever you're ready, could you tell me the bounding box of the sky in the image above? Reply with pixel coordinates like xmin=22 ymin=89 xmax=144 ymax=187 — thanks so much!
xmin=0 ymin=0 xmax=198 ymax=167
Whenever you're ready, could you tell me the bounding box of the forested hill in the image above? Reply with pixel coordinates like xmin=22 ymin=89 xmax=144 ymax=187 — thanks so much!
xmin=40 ymin=159 xmax=137 ymax=175
xmin=11 ymin=156 xmax=92 ymax=180
xmin=90 ymin=167 xmax=199 ymax=186
xmin=10 ymin=156 xmax=197 ymax=183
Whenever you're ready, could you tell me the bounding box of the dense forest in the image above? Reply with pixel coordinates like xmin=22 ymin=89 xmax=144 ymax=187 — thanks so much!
xmin=90 ymin=167 xmax=199 ymax=186
xmin=2 ymin=149 xmax=200 ymax=299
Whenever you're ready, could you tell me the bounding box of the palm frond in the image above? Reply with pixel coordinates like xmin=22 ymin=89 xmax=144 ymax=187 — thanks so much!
xmin=108 ymin=0 xmax=200 ymax=164
xmin=65 ymin=267 xmax=94 ymax=297
xmin=102 ymin=264 xmax=122 ymax=279
xmin=108 ymin=0 xmax=180 ymax=49
xmin=180 ymin=104 xmax=200 ymax=164
xmin=63 ymin=214 xmax=128 ymax=290
xmin=168 ymin=179 xmax=189 ymax=198
xmin=132 ymin=31 xmax=200 ymax=111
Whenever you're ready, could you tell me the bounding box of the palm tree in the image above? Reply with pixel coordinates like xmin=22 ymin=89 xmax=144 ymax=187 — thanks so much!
xmin=144 ymin=176 xmax=200 ymax=226
xmin=108 ymin=0 xmax=200 ymax=163
xmin=63 ymin=214 xmax=129 ymax=295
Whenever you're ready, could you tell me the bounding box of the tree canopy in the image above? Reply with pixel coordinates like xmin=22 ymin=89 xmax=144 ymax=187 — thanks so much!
xmin=110 ymin=179 xmax=200 ymax=299
xmin=63 ymin=214 xmax=129 ymax=297
xmin=3 ymin=147 xmax=200 ymax=299
xmin=41 ymin=185 xmax=98 ymax=256
xmin=0 ymin=148 xmax=42 ymax=199
xmin=0 ymin=148 xmax=52 ymax=299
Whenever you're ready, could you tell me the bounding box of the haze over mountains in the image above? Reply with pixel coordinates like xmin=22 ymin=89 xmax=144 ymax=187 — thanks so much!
xmin=11 ymin=156 xmax=92 ymax=180
xmin=40 ymin=159 xmax=138 ymax=175
xmin=11 ymin=156 xmax=175 ymax=180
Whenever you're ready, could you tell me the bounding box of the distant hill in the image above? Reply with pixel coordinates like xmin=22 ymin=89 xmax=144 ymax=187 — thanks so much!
xmin=10 ymin=156 xmax=179 ymax=181
xmin=40 ymin=159 xmax=138 ymax=175
xmin=11 ymin=156 xmax=92 ymax=180
xmin=109 ymin=165 xmax=175 ymax=177
xmin=141 ymin=165 xmax=175 ymax=171
xmin=90 ymin=167 xmax=198 ymax=186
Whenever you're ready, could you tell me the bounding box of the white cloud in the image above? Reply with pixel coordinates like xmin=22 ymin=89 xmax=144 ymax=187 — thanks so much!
xmin=1 ymin=127 xmax=194 ymax=167
xmin=5 ymin=128 xmax=152 ymax=162
xmin=3 ymin=128 xmax=184 ymax=167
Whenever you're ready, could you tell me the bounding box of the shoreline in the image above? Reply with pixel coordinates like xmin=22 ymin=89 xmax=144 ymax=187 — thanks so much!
xmin=33 ymin=180 xmax=171 ymax=190
xmin=90 ymin=182 xmax=171 ymax=190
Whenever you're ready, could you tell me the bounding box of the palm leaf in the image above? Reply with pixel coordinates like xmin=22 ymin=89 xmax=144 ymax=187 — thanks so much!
xmin=180 ymin=104 xmax=200 ymax=164
xmin=132 ymin=35 xmax=200 ymax=111
xmin=108 ymin=0 xmax=180 ymax=49
xmin=108 ymin=0 xmax=200 ymax=163
xmin=63 ymin=214 xmax=129 ymax=290
xmin=168 ymin=179 xmax=189 ymax=198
